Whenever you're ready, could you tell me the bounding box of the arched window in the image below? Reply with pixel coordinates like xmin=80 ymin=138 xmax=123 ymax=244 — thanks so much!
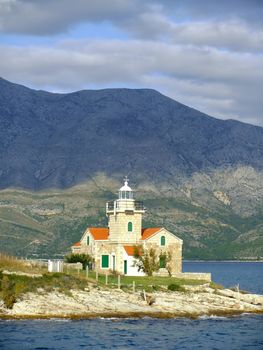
xmin=161 ymin=236 xmax=166 ymax=246
xmin=128 ymin=222 xmax=133 ymax=232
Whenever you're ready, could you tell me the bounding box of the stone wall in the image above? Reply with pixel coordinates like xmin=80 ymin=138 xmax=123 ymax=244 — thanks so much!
xmin=172 ymin=272 xmax=212 ymax=281
xmin=108 ymin=212 xmax=142 ymax=242
xmin=143 ymin=228 xmax=183 ymax=274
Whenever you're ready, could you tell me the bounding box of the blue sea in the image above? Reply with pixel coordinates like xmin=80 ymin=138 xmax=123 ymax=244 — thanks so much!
xmin=0 ymin=262 xmax=262 ymax=350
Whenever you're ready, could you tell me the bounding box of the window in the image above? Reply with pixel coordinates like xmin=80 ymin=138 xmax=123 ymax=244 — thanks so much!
xmin=87 ymin=236 xmax=90 ymax=245
xmin=101 ymin=255 xmax=109 ymax=268
xmin=161 ymin=236 xmax=166 ymax=246
xmin=128 ymin=222 xmax=133 ymax=232
xmin=159 ymin=256 xmax=166 ymax=268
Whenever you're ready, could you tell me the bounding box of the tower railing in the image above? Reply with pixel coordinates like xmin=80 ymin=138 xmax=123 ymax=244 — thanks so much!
xmin=134 ymin=201 xmax=144 ymax=210
xmin=106 ymin=201 xmax=145 ymax=212
xmin=107 ymin=201 xmax=114 ymax=211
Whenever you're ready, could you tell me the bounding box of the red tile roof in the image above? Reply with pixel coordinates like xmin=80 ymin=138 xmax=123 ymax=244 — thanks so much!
xmin=89 ymin=227 xmax=109 ymax=240
xmin=141 ymin=227 xmax=161 ymax=240
xmin=123 ymin=245 xmax=142 ymax=256
xmin=72 ymin=241 xmax=81 ymax=247
xmin=74 ymin=227 xmax=161 ymax=245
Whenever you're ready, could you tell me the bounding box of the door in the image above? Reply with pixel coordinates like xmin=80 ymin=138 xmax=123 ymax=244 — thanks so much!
xmin=124 ymin=260 xmax=127 ymax=275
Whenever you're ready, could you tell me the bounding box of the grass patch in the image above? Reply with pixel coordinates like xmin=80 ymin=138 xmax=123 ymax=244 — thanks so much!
xmin=84 ymin=270 xmax=207 ymax=290
xmin=0 ymin=272 xmax=88 ymax=309
xmin=210 ymin=281 xmax=224 ymax=290
xmin=0 ymin=253 xmax=30 ymax=271
xmin=167 ymin=283 xmax=186 ymax=292
xmin=0 ymin=253 xmax=46 ymax=274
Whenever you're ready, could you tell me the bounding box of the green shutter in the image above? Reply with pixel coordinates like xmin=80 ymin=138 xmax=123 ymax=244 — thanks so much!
xmin=159 ymin=256 xmax=166 ymax=268
xmin=161 ymin=236 xmax=166 ymax=246
xmin=128 ymin=222 xmax=133 ymax=232
xmin=124 ymin=260 xmax=127 ymax=274
xmin=101 ymin=255 xmax=109 ymax=268
xmin=87 ymin=236 xmax=90 ymax=245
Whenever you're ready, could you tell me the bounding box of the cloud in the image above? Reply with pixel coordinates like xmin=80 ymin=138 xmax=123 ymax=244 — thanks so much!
xmin=171 ymin=21 xmax=263 ymax=53
xmin=114 ymin=4 xmax=263 ymax=53
xmin=126 ymin=16 xmax=263 ymax=53
xmin=1 ymin=0 xmax=263 ymax=37
xmin=0 ymin=0 xmax=142 ymax=35
xmin=156 ymin=0 xmax=263 ymax=27
xmin=0 ymin=1 xmax=262 ymax=127
xmin=0 ymin=39 xmax=262 ymax=126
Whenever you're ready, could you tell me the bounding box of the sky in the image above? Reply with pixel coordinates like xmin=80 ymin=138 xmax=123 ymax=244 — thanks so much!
xmin=0 ymin=0 xmax=263 ymax=126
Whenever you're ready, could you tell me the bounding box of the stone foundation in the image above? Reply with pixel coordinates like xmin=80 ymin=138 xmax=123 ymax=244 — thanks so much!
xmin=172 ymin=272 xmax=212 ymax=281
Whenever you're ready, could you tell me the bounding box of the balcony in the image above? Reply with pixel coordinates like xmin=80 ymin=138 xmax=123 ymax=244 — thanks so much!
xmin=134 ymin=201 xmax=144 ymax=210
xmin=106 ymin=200 xmax=145 ymax=212
xmin=107 ymin=201 xmax=115 ymax=211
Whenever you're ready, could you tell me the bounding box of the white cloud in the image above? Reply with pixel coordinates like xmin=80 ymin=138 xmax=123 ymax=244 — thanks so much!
xmin=170 ymin=21 xmax=263 ymax=53
xmin=0 ymin=1 xmax=262 ymax=127
xmin=0 ymin=39 xmax=262 ymax=126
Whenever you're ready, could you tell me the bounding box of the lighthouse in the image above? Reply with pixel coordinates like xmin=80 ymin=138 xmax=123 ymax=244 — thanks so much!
xmin=71 ymin=178 xmax=183 ymax=276
xmin=106 ymin=177 xmax=145 ymax=243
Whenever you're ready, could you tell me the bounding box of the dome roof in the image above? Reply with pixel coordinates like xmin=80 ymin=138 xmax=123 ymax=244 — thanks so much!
xmin=119 ymin=178 xmax=132 ymax=192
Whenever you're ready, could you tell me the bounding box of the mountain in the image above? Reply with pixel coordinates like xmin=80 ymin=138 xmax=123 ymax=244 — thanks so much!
xmin=0 ymin=170 xmax=262 ymax=260
xmin=0 ymin=78 xmax=262 ymax=259
xmin=0 ymin=77 xmax=262 ymax=190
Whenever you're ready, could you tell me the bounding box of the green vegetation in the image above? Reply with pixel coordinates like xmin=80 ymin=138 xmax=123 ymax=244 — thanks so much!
xmin=0 ymin=254 xmax=210 ymax=309
xmin=133 ymin=246 xmax=160 ymax=276
xmin=0 ymin=253 xmax=46 ymax=274
xmin=0 ymin=272 xmax=87 ymax=308
xmin=0 ymin=274 xmax=16 ymax=308
xmin=86 ymin=270 xmax=207 ymax=289
xmin=65 ymin=253 xmax=92 ymax=270
xmin=0 ymin=207 xmax=48 ymax=233
xmin=209 ymin=281 xmax=224 ymax=290
xmin=167 ymin=283 xmax=186 ymax=292
xmin=132 ymin=247 xmax=173 ymax=276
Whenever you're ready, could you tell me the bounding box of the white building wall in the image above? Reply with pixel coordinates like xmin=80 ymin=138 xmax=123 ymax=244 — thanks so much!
xmin=123 ymin=250 xmax=145 ymax=276
xmin=48 ymin=260 xmax=64 ymax=273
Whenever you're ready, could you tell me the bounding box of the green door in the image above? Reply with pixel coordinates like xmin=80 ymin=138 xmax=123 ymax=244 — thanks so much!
xmin=124 ymin=260 xmax=127 ymax=274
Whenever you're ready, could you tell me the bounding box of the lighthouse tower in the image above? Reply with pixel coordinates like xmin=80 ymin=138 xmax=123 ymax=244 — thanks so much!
xmin=106 ymin=177 xmax=145 ymax=243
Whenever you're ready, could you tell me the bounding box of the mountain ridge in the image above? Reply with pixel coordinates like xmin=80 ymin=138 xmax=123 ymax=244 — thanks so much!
xmin=0 ymin=78 xmax=262 ymax=259
xmin=0 ymin=77 xmax=262 ymax=190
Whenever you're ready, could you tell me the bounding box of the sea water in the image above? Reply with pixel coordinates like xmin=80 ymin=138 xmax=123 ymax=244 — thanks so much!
xmin=184 ymin=261 xmax=263 ymax=294
xmin=0 ymin=262 xmax=262 ymax=350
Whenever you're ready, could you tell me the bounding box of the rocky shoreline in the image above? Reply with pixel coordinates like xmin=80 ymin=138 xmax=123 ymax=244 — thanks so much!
xmin=1 ymin=284 xmax=263 ymax=320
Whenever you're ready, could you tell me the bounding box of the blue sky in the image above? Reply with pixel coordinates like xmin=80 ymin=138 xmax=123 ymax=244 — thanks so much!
xmin=0 ymin=0 xmax=263 ymax=126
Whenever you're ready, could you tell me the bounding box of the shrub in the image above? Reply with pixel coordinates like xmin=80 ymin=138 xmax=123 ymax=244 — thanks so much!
xmin=151 ymin=285 xmax=163 ymax=292
xmin=65 ymin=253 xmax=92 ymax=270
xmin=109 ymin=269 xmax=119 ymax=277
xmin=133 ymin=246 xmax=160 ymax=276
xmin=1 ymin=275 xmax=16 ymax=309
xmin=167 ymin=283 xmax=186 ymax=292
xmin=210 ymin=282 xmax=224 ymax=290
